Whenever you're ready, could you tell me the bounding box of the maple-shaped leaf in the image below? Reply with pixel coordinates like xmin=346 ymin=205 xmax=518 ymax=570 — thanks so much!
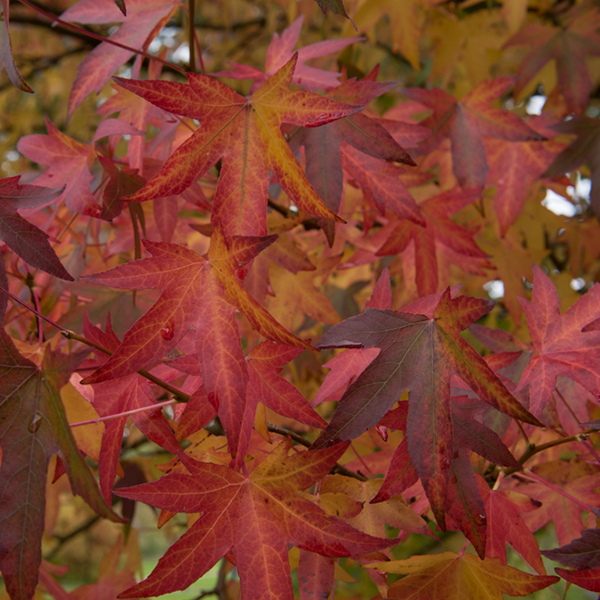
xmin=0 ymin=0 xmax=33 ymax=93
xmin=80 ymin=227 xmax=311 ymax=457
xmin=542 ymin=115 xmax=600 ymax=215
xmin=517 ymin=460 xmax=600 ymax=546
xmin=555 ymin=566 xmax=600 ymax=592
xmin=517 ymin=265 xmax=600 ymax=415
xmin=377 ymin=187 xmax=490 ymax=296
xmin=403 ymin=77 xmax=544 ymax=189
xmin=17 ymin=117 xmax=143 ymax=216
xmin=0 ymin=332 xmax=123 ymax=600
xmin=542 ymin=528 xmax=600 ymax=570
xmin=476 ymin=476 xmax=546 ymax=574
xmin=368 ymin=552 xmax=559 ymax=599
xmin=484 ymin=117 xmax=566 ymax=235
xmin=289 ymin=72 xmax=416 ymax=244
xmin=114 ymin=54 xmax=362 ymax=236
xmin=312 ymin=289 xmax=541 ymax=530
xmin=72 ymin=315 xmax=181 ymax=501
xmin=504 ymin=9 xmax=600 ymax=114
xmin=114 ymin=440 xmax=391 ymax=598
xmin=0 ymin=176 xmax=73 ymax=280
xmin=215 ymin=16 xmax=362 ymax=92
xmin=59 ymin=0 xmax=177 ymax=116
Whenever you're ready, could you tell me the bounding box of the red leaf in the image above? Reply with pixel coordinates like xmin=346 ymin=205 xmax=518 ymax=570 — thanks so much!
xmin=114 ymin=54 xmax=362 ymax=236
xmin=517 ymin=265 xmax=600 ymax=415
xmin=556 ymin=566 xmax=600 ymax=592
xmin=114 ymin=440 xmax=391 ymax=598
xmin=0 ymin=0 xmax=33 ymax=93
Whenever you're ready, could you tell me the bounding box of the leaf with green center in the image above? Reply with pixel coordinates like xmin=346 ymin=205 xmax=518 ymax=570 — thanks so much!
xmin=0 ymin=332 xmax=124 ymax=600
xmin=113 ymin=439 xmax=391 ymax=599
xmin=312 ymin=289 xmax=541 ymax=530
xmin=114 ymin=54 xmax=363 ymax=236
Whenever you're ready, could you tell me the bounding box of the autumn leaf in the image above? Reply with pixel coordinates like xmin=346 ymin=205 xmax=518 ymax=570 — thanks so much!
xmin=59 ymin=0 xmax=177 ymax=116
xmin=0 ymin=332 xmax=123 ymax=600
xmin=517 ymin=265 xmax=600 ymax=415
xmin=542 ymin=528 xmax=600 ymax=570
xmin=79 ymin=226 xmax=312 ymax=458
xmin=72 ymin=315 xmax=181 ymax=501
xmin=312 ymin=288 xmax=541 ymax=530
xmin=377 ymin=187 xmax=490 ymax=296
xmin=0 ymin=176 xmax=73 ymax=280
xmin=556 ymin=567 xmax=600 ymax=592
xmin=504 ymin=8 xmax=600 ymax=114
xmin=289 ymin=72 xmax=415 ymax=243
xmin=368 ymin=552 xmax=559 ymax=599
xmin=113 ymin=54 xmax=362 ymax=236
xmin=403 ymin=77 xmax=544 ymax=190
xmin=113 ymin=439 xmax=392 ymax=599
xmin=215 ymin=16 xmax=362 ymax=92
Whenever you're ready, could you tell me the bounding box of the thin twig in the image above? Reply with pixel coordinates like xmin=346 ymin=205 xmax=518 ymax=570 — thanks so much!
xmin=188 ymin=0 xmax=196 ymax=73
xmin=267 ymin=423 xmax=367 ymax=482
xmin=45 ymin=515 xmax=101 ymax=560
xmin=17 ymin=0 xmax=186 ymax=75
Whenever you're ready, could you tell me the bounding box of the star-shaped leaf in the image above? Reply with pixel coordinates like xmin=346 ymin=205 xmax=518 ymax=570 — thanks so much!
xmin=114 ymin=440 xmax=391 ymax=599
xmin=517 ymin=265 xmax=600 ymax=415
xmin=312 ymin=289 xmax=541 ymax=529
xmin=114 ymin=54 xmax=363 ymax=236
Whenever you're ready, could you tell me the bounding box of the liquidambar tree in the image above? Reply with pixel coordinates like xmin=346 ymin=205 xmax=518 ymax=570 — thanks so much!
xmin=1 ymin=0 xmax=600 ymax=598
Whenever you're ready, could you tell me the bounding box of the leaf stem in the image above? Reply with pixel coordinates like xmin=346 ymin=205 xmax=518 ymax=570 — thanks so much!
xmin=17 ymin=0 xmax=186 ymax=75
xmin=70 ymin=398 xmax=178 ymax=427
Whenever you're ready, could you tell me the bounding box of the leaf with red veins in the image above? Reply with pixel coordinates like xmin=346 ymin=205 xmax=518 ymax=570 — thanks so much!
xmin=0 ymin=333 xmax=123 ymax=600
xmin=114 ymin=54 xmax=362 ymax=236
xmin=17 ymin=117 xmax=98 ymax=215
xmin=312 ymin=289 xmax=541 ymax=530
xmin=504 ymin=9 xmax=600 ymax=114
xmin=476 ymin=477 xmax=546 ymax=574
xmin=216 ymin=16 xmax=362 ymax=92
xmin=0 ymin=0 xmax=33 ymax=92
xmin=80 ymin=229 xmax=310 ymax=458
xmin=517 ymin=462 xmax=600 ymax=546
xmin=377 ymin=187 xmax=491 ymax=297
xmin=342 ymin=145 xmax=426 ymax=225
xmin=113 ymin=440 xmax=392 ymax=599
xmin=485 ymin=119 xmax=566 ymax=236
xmin=289 ymin=74 xmax=413 ymax=244
xmin=0 ymin=176 xmax=72 ymax=280
xmin=517 ymin=265 xmax=600 ymax=415
xmin=59 ymin=0 xmax=177 ymax=117
xmin=403 ymin=77 xmax=544 ymax=189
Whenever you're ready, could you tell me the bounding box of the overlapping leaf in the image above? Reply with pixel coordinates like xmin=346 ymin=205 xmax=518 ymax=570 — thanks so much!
xmin=403 ymin=77 xmax=544 ymax=189
xmin=542 ymin=528 xmax=600 ymax=570
xmin=0 ymin=332 xmax=123 ymax=600
xmin=114 ymin=439 xmax=391 ymax=599
xmin=313 ymin=288 xmax=541 ymax=530
xmin=114 ymin=54 xmax=362 ymax=236
xmin=517 ymin=265 xmax=600 ymax=415
xmin=369 ymin=552 xmax=559 ymax=599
